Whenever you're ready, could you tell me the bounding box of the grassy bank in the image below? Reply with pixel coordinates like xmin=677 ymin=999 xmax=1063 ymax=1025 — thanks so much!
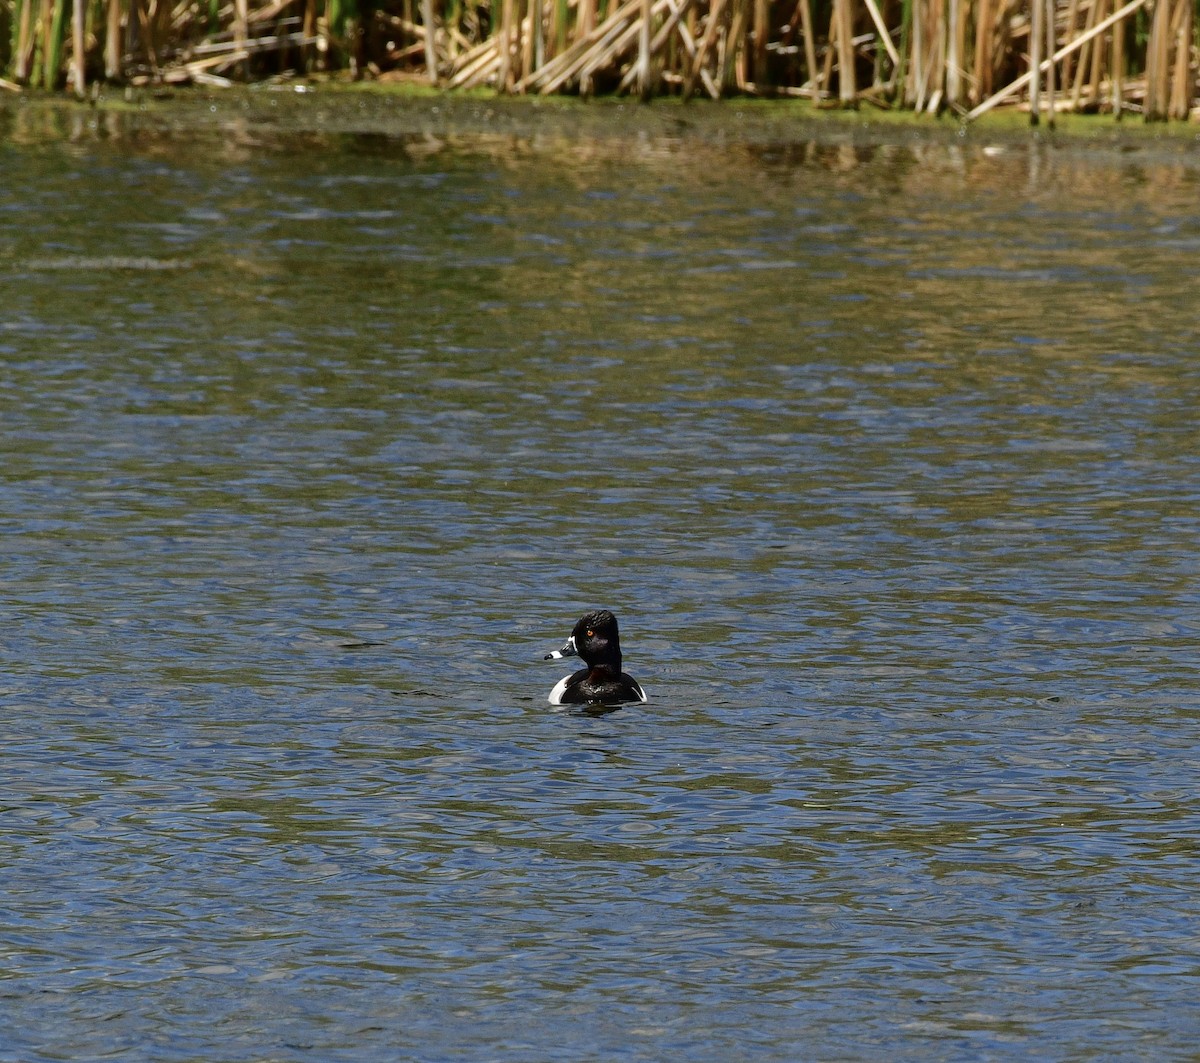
xmin=1 ymin=0 xmax=1196 ymax=122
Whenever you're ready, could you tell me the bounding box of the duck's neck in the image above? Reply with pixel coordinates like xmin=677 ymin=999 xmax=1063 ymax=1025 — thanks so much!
xmin=588 ymin=658 xmax=622 ymax=679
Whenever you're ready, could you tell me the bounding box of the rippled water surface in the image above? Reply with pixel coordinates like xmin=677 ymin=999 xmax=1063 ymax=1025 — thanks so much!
xmin=2 ymin=100 xmax=1199 ymax=1060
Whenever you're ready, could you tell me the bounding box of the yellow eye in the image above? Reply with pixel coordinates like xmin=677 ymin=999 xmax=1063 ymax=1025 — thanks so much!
xmin=586 ymin=629 xmax=594 ymax=637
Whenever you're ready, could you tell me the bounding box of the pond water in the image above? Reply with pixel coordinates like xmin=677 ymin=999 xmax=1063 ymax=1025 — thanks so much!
xmin=2 ymin=96 xmax=1199 ymax=1061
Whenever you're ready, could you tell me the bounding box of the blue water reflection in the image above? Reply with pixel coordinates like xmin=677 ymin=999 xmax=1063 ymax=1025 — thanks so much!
xmin=2 ymin=110 xmax=1199 ymax=1060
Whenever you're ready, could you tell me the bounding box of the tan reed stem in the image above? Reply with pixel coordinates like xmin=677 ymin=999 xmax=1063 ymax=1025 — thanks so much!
xmin=967 ymin=0 xmax=1147 ymax=119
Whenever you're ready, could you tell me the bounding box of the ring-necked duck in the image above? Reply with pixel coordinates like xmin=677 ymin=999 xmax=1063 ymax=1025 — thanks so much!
xmin=544 ymin=609 xmax=648 ymax=707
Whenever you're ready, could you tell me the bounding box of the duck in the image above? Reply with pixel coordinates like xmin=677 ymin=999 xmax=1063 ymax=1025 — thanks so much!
xmin=544 ymin=609 xmax=648 ymax=707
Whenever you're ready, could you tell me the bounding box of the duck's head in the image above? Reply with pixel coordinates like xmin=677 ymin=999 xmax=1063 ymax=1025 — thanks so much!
xmin=544 ymin=609 xmax=623 ymax=669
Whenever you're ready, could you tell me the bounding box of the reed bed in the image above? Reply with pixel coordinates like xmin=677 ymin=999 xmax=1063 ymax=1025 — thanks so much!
xmin=0 ymin=0 xmax=1196 ymax=120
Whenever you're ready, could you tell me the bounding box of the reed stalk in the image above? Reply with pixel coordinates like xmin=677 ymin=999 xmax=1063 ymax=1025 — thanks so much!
xmin=617 ymin=0 xmax=708 ymax=91
xmin=1144 ymin=0 xmax=1169 ymax=118
xmin=919 ymin=0 xmax=945 ymax=112
xmin=895 ymin=0 xmax=912 ymax=101
xmin=44 ymin=0 xmax=68 ymax=89
xmin=578 ymin=0 xmax=596 ymax=38
xmin=1029 ymin=0 xmax=1042 ymax=121
xmin=1085 ymin=0 xmax=1107 ymax=107
xmin=233 ymin=0 xmax=249 ymax=78
xmin=532 ymin=0 xmax=545 ymax=73
xmin=681 ymin=0 xmax=727 ymax=99
xmin=973 ymin=0 xmax=994 ymax=103
xmin=2 ymin=0 xmax=1197 ymax=123
xmin=497 ymin=0 xmax=515 ymax=88
xmin=70 ymin=0 xmax=83 ymax=94
xmin=1168 ymin=0 xmax=1191 ymax=119
xmin=636 ymin=0 xmax=652 ymax=97
xmin=753 ymin=0 xmax=769 ymax=83
xmin=946 ymin=0 xmax=961 ymax=107
xmin=554 ymin=0 xmax=568 ymax=55
xmin=910 ymin=0 xmax=925 ymax=109
xmin=821 ymin=1 xmax=836 ymax=94
xmin=968 ymin=0 xmax=1148 ymax=119
xmin=864 ymin=0 xmax=900 ymax=67
xmin=520 ymin=1 xmax=535 ymax=84
xmin=798 ymin=0 xmax=818 ymax=94
xmin=835 ymin=0 xmax=855 ymax=103
xmin=1043 ymin=0 xmax=1055 ymax=124
xmin=720 ymin=0 xmax=749 ymax=92
xmin=422 ymin=0 xmax=438 ymax=80
xmin=522 ymin=0 xmax=635 ymax=90
xmin=1070 ymin=0 xmax=1096 ymax=108
xmin=302 ymin=0 xmax=315 ymax=69
xmin=1060 ymin=0 xmax=1079 ymax=86
xmin=104 ymin=0 xmax=120 ymax=78
xmin=1111 ymin=4 xmax=1124 ymax=115
xmin=14 ymin=0 xmax=34 ymax=82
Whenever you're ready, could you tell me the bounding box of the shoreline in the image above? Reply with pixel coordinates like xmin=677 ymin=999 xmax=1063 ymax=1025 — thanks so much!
xmin=4 ymin=80 xmax=1200 ymax=160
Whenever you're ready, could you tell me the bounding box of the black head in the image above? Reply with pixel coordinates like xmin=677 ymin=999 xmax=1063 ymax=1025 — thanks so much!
xmin=544 ymin=609 xmax=624 ymax=669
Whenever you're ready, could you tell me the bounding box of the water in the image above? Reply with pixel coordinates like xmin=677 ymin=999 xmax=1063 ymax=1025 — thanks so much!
xmin=2 ymin=98 xmax=1199 ymax=1060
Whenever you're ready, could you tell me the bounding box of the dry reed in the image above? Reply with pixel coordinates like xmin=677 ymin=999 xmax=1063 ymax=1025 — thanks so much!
xmin=0 ymin=0 xmax=1196 ymax=121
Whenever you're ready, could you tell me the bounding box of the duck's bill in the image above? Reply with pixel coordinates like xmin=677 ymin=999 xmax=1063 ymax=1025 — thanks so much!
xmin=544 ymin=635 xmax=578 ymax=661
